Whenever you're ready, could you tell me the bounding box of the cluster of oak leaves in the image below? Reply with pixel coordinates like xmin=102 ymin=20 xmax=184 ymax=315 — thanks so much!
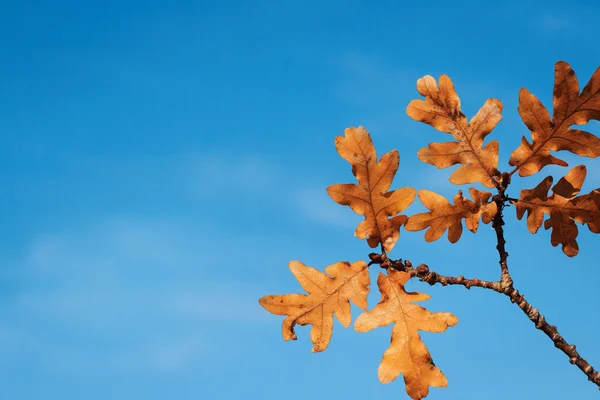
xmin=259 ymin=61 xmax=600 ymax=399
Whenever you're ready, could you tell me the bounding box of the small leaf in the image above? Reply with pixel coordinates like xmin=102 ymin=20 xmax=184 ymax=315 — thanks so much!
xmin=259 ymin=260 xmax=370 ymax=352
xmin=405 ymin=188 xmax=497 ymax=243
xmin=515 ymin=165 xmax=600 ymax=256
xmin=327 ymin=126 xmax=416 ymax=252
xmin=406 ymin=74 xmax=502 ymax=188
xmin=509 ymin=61 xmax=600 ymax=176
xmin=355 ymin=269 xmax=457 ymax=400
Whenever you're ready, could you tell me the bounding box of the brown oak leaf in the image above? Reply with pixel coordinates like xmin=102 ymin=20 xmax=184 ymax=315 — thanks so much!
xmin=406 ymin=74 xmax=502 ymax=188
xmin=404 ymin=188 xmax=497 ymax=243
xmin=514 ymin=165 xmax=600 ymax=256
xmin=259 ymin=260 xmax=369 ymax=352
xmin=509 ymin=61 xmax=600 ymax=176
xmin=327 ymin=127 xmax=416 ymax=252
xmin=355 ymin=269 xmax=458 ymax=400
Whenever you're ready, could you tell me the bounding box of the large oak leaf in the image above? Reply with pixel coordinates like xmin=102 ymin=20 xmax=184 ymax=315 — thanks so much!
xmin=327 ymin=127 xmax=416 ymax=252
xmin=406 ymin=74 xmax=502 ymax=188
xmin=514 ymin=165 xmax=600 ymax=256
xmin=405 ymin=188 xmax=497 ymax=243
xmin=259 ymin=260 xmax=370 ymax=352
xmin=509 ymin=61 xmax=600 ymax=176
xmin=355 ymin=269 xmax=458 ymax=400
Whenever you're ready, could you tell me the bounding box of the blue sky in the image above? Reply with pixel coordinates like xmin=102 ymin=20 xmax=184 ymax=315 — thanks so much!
xmin=0 ymin=0 xmax=599 ymax=399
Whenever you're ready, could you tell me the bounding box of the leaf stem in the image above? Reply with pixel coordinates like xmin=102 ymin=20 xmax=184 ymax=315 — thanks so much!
xmin=508 ymin=165 xmax=519 ymax=177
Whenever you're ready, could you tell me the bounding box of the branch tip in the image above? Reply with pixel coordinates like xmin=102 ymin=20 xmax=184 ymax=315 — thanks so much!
xmin=368 ymin=252 xmax=600 ymax=388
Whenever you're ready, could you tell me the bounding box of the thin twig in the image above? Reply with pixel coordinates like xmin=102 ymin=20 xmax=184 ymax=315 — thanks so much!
xmin=369 ymin=254 xmax=502 ymax=291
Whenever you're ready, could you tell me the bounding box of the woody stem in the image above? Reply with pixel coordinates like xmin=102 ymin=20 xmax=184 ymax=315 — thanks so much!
xmin=493 ymin=172 xmax=513 ymax=290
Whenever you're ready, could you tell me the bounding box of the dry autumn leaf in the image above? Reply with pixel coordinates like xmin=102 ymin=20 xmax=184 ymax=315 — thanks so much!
xmin=259 ymin=260 xmax=370 ymax=352
xmin=327 ymin=127 xmax=416 ymax=252
xmin=405 ymin=188 xmax=497 ymax=243
xmin=355 ymin=269 xmax=458 ymax=400
xmin=509 ymin=61 xmax=600 ymax=176
xmin=406 ymin=74 xmax=502 ymax=188
xmin=514 ymin=165 xmax=600 ymax=256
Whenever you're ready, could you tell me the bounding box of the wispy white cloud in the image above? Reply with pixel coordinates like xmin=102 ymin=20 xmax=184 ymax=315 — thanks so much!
xmin=2 ymin=218 xmax=270 ymax=374
xmin=292 ymin=187 xmax=358 ymax=228
xmin=24 ymin=219 xmax=199 ymax=283
xmin=167 ymin=282 xmax=269 ymax=323
xmin=334 ymin=51 xmax=414 ymax=110
xmin=538 ymin=13 xmax=570 ymax=32
xmin=144 ymin=337 xmax=206 ymax=372
xmin=191 ymin=154 xmax=276 ymax=197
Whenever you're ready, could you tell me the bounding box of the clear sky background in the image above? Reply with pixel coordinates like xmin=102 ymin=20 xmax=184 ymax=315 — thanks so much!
xmin=1 ymin=1 xmax=599 ymax=399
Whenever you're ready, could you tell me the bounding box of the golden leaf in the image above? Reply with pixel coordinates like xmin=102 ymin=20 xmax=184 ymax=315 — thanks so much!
xmin=327 ymin=127 xmax=416 ymax=252
xmin=406 ymin=74 xmax=502 ymax=188
xmin=355 ymin=269 xmax=457 ymax=400
xmin=404 ymin=188 xmax=497 ymax=243
xmin=259 ymin=260 xmax=370 ymax=352
xmin=509 ymin=61 xmax=600 ymax=176
xmin=515 ymin=165 xmax=600 ymax=256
